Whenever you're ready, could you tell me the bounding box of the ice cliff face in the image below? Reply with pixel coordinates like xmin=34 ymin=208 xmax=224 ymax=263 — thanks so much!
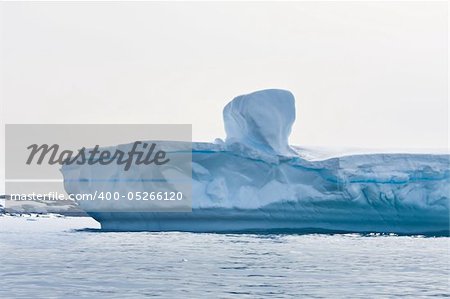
xmin=61 ymin=89 xmax=450 ymax=234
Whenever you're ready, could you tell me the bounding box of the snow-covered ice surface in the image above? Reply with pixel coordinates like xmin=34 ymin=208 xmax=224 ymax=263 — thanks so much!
xmin=62 ymin=89 xmax=450 ymax=234
xmin=0 ymin=214 xmax=100 ymax=232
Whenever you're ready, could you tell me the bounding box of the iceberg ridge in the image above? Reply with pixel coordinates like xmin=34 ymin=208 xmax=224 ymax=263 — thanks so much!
xmin=61 ymin=89 xmax=450 ymax=234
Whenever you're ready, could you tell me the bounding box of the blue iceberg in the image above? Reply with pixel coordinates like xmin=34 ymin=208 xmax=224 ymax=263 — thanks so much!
xmin=62 ymin=89 xmax=450 ymax=235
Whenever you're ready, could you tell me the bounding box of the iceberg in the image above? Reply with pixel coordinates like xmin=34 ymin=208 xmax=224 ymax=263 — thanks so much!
xmin=61 ymin=89 xmax=450 ymax=235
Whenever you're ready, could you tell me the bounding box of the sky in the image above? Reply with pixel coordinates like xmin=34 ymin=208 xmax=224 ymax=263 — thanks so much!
xmin=0 ymin=1 xmax=448 ymax=192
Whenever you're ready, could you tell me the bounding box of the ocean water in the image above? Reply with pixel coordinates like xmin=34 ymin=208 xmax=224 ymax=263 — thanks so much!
xmin=0 ymin=216 xmax=448 ymax=298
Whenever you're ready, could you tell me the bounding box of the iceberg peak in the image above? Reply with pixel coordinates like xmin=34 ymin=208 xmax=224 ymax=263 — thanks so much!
xmin=223 ymin=89 xmax=296 ymax=156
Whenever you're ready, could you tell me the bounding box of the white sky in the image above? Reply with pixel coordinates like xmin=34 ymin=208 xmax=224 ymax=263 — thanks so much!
xmin=0 ymin=2 xmax=448 ymax=192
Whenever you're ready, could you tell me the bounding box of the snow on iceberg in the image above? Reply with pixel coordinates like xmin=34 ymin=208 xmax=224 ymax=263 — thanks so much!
xmin=61 ymin=89 xmax=450 ymax=235
xmin=223 ymin=89 xmax=296 ymax=156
